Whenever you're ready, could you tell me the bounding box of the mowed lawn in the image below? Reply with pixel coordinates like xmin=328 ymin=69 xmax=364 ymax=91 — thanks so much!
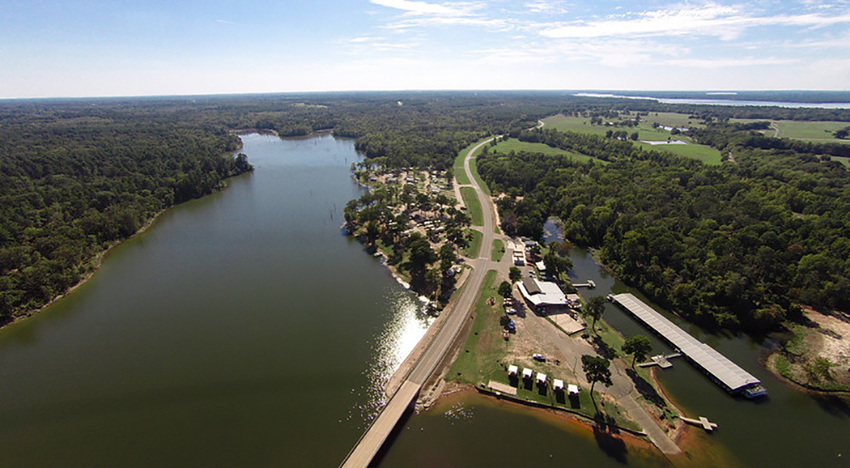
xmin=488 ymin=139 xmax=601 ymax=164
xmin=540 ymin=113 xmax=722 ymax=165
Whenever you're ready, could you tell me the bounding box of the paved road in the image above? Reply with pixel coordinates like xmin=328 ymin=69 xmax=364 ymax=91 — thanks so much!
xmin=341 ymin=138 xmax=498 ymax=467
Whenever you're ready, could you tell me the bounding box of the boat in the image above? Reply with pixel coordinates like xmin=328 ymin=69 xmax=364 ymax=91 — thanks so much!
xmin=742 ymin=384 xmax=768 ymax=399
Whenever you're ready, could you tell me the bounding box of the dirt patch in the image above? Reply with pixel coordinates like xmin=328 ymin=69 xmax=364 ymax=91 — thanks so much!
xmin=767 ymin=309 xmax=850 ymax=392
xmin=807 ymin=311 xmax=850 ymax=369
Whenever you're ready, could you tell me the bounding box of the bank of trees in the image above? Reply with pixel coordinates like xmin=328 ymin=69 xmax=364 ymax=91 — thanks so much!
xmin=0 ymin=101 xmax=253 ymax=323
xmin=477 ymin=126 xmax=850 ymax=332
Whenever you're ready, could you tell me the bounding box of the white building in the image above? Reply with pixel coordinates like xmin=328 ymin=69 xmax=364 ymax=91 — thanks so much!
xmin=518 ymin=277 xmax=568 ymax=308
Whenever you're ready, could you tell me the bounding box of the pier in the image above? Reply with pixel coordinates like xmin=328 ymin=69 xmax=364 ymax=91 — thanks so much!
xmin=638 ymin=353 xmax=682 ymax=369
xmin=679 ymin=416 xmax=719 ymax=432
xmin=609 ymin=293 xmax=764 ymax=395
xmin=572 ymin=280 xmax=596 ymax=288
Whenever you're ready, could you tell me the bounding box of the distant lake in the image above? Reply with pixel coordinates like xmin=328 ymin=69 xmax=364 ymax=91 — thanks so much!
xmin=575 ymin=92 xmax=850 ymax=109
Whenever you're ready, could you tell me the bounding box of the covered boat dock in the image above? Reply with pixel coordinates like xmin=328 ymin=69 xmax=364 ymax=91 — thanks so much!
xmin=609 ymin=293 xmax=764 ymax=395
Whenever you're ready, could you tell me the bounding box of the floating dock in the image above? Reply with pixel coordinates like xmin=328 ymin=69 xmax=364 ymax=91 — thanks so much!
xmin=609 ymin=293 xmax=764 ymax=395
xmin=680 ymin=416 xmax=719 ymax=432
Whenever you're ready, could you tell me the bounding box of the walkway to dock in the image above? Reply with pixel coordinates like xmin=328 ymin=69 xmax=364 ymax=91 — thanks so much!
xmin=610 ymin=293 xmax=761 ymax=393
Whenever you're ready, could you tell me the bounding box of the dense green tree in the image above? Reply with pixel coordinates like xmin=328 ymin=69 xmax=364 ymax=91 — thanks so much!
xmin=585 ymin=296 xmax=606 ymax=332
xmin=543 ymin=250 xmax=573 ymax=280
xmin=622 ymin=335 xmax=653 ymax=368
xmin=498 ymin=281 xmax=513 ymax=299
xmin=509 ymin=266 xmax=522 ymax=282
xmin=581 ymin=354 xmax=613 ymax=409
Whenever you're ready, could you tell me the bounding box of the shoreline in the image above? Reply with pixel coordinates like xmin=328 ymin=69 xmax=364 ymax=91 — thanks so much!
xmin=427 ymin=385 xmax=700 ymax=462
xmin=0 ymin=205 xmax=170 ymax=332
xmin=764 ymin=352 xmax=850 ymax=397
xmin=0 ymin=171 xmax=252 ymax=333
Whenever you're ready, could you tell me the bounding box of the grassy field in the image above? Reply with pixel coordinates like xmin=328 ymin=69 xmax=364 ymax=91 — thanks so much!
xmin=491 ymin=239 xmax=505 ymax=262
xmin=447 ymin=270 xmax=502 ymax=382
xmin=460 ymin=186 xmax=483 ymax=226
xmin=488 ymin=139 xmax=601 ymax=164
xmin=468 ymin=155 xmax=490 ymax=195
xmin=636 ymin=141 xmax=722 ymax=165
xmin=731 ymin=119 xmax=850 ymax=142
xmin=463 ymin=228 xmax=483 ymax=259
xmin=453 ymin=142 xmax=474 ymax=185
xmin=541 ymin=113 xmax=722 ymax=165
xmin=833 ymin=156 xmax=850 ymax=168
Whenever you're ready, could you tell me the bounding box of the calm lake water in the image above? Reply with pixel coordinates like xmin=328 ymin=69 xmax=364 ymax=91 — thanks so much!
xmin=0 ymin=134 xmax=431 ymax=466
xmin=1 ymin=136 xmax=847 ymax=467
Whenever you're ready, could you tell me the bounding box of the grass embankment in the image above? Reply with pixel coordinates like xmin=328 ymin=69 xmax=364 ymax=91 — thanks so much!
xmin=491 ymin=239 xmax=505 ymax=262
xmin=459 ymin=187 xmax=483 ymax=227
xmin=453 ymin=142 xmax=476 ymax=185
xmin=541 ymin=113 xmax=722 ymax=165
xmin=463 ymin=229 xmax=483 ymax=259
xmin=446 ymin=270 xmax=641 ymax=431
xmin=467 ymin=155 xmax=490 ymax=196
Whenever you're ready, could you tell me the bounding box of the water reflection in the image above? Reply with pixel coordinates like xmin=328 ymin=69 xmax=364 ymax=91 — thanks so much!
xmin=357 ymin=285 xmax=433 ymax=424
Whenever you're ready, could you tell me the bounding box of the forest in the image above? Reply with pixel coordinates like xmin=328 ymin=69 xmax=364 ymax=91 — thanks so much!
xmin=478 ymin=123 xmax=850 ymax=331
xmin=2 ymin=92 xmax=849 ymax=331
xmin=0 ymin=101 xmax=252 ymax=323
xmin=0 ymin=92 xmax=561 ymax=324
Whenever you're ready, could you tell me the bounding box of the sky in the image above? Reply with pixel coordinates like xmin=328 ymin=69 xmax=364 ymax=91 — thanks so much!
xmin=1 ymin=0 xmax=849 ymax=98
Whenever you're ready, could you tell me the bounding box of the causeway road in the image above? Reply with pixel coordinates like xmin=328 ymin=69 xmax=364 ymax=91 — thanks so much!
xmin=341 ymin=137 xmax=499 ymax=467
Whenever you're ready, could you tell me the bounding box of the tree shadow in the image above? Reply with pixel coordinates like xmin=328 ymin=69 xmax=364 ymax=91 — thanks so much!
xmin=592 ymin=422 xmax=628 ymax=464
xmin=812 ymin=394 xmax=850 ymax=419
xmin=625 ymin=368 xmax=665 ymax=408
xmin=592 ymin=336 xmax=618 ymax=359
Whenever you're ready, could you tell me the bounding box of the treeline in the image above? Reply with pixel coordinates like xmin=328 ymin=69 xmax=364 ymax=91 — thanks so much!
xmin=0 ymin=101 xmax=252 ymax=323
xmin=689 ymin=123 xmax=850 ymax=158
xmin=477 ymin=128 xmax=849 ymax=332
xmin=511 ymin=128 xmax=689 ymax=165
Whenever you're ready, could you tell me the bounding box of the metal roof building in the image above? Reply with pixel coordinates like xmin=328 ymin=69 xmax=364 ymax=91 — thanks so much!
xmin=518 ymin=278 xmax=568 ymax=308
xmin=610 ymin=293 xmax=762 ymax=393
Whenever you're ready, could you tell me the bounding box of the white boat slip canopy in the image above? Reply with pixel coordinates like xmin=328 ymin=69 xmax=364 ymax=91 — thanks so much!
xmin=536 ymin=372 xmax=547 ymax=384
xmin=568 ymin=384 xmax=580 ymax=395
xmin=610 ymin=293 xmax=761 ymax=392
xmin=508 ymin=365 xmax=518 ymax=376
xmin=522 ymin=368 xmax=533 ymax=379
xmin=553 ymin=379 xmax=564 ymax=391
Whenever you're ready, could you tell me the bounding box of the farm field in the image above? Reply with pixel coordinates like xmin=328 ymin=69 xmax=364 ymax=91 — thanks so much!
xmin=731 ymin=119 xmax=850 ymax=142
xmin=540 ymin=113 xmax=722 ymax=165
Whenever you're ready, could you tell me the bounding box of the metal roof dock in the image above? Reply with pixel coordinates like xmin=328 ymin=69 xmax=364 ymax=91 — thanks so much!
xmin=610 ymin=293 xmax=762 ymax=394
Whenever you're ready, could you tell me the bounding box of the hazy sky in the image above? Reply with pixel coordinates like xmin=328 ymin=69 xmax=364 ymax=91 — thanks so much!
xmin=2 ymin=0 xmax=849 ymax=98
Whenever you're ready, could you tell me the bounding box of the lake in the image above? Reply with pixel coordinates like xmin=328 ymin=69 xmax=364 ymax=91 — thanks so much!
xmin=0 ymin=134 xmax=432 ymax=466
